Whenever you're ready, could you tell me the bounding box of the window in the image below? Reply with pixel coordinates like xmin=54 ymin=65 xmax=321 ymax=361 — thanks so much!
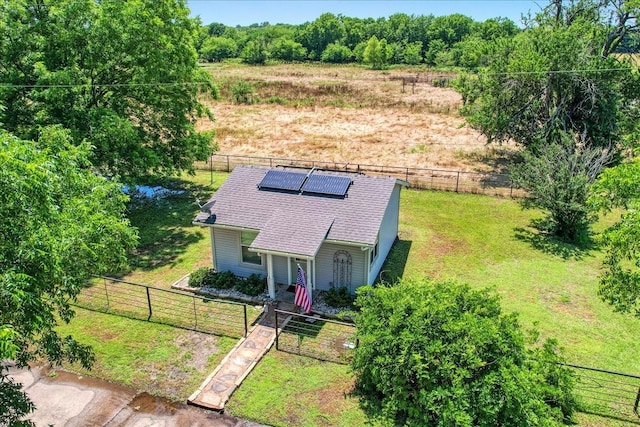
xmin=370 ymin=241 xmax=379 ymax=265
xmin=241 ymin=231 xmax=261 ymax=265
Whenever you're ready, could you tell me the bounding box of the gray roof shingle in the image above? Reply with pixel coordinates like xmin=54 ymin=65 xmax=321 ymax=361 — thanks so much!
xmin=194 ymin=165 xmax=400 ymax=256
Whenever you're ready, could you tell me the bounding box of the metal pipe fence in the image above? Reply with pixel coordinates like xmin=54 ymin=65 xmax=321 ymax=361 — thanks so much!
xmin=272 ymin=308 xmax=640 ymax=421
xmin=564 ymin=362 xmax=640 ymax=423
xmin=196 ymin=154 xmax=525 ymax=198
xmin=274 ymin=309 xmax=357 ymax=364
xmin=76 ymin=276 xmax=251 ymax=339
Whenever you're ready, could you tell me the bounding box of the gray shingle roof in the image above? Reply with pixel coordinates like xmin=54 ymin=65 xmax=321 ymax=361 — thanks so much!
xmin=194 ymin=165 xmax=401 ymax=257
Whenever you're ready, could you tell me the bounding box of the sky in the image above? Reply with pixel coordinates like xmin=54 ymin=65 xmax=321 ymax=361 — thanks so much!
xmin=187 ymin=1 xmax=544 ymax=27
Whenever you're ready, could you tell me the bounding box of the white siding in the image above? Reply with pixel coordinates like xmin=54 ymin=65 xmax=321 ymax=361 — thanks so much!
xmin=315 ymin=242 xmax=366 ymax=293
xmin=212 ymin=228 xmax=266 ymax=277
xmin=370 ymin=183 xmax=401 ymax=282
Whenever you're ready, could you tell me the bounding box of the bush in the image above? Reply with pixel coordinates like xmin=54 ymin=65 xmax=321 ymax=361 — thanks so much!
xmin=231 ymin=81 xmax=254 ymax=104
xmin=236 ymin=273 xmax=266 ymax=296
xmin=210 ymin=270 xmax=236 ymax=289
xmin=324 ymin=286 xmax=354 ymax=308
xmin=188 ymin=267 xmax=215 ymax=287
xmin=352 ymin=278 xmax=576 ymax=426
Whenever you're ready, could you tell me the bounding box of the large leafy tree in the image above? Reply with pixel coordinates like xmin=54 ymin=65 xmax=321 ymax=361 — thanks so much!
xmin=0 ymin=0 xmax=216 ymax=180
xmin=352 ymin=279 xmax=576 ymax=426
xmin=590 ymin=157 xmax=640 ymax=315
xmin=295 ymin=13 xmax=346 ymax=59
xmin=0 ymin=126 xmax=138 ymax=424
xmin=456 ymin=0 xmax=639 ymax=241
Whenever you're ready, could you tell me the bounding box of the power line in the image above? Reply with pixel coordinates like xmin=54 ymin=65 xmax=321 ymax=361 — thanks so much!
xmin=0 ymin=81 xmax=212 ymax=89
xmin=0 ymin=66 xmax=635 ymax=90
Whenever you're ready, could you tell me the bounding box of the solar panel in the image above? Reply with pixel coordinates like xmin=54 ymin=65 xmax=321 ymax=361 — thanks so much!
xmin=301 ymin=174 xmax=351 ymax=196
xmin=258 ymin=170 xmax=307 ymax=192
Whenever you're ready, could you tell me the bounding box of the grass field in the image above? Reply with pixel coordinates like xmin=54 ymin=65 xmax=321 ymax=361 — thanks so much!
xmin=57 ymin=308 xmax=238 ymax=402
xmin=199 ymin=63 xmax=518 ymax=173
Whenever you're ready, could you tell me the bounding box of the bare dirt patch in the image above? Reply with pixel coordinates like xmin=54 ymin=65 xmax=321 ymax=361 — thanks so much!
xmin=174 ymin=330 xmax=219 ymax=371
xmin=200 ymin=64 xmax=518 ymax=173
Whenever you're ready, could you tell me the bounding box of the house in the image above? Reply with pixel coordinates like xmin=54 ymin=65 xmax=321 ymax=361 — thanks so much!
xmin=193 ymin=165 xmax=407 ymax=299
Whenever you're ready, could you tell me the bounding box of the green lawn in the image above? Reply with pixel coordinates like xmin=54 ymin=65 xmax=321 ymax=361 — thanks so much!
xmin=58 ymin=171 xmax=640 ymax=426
xmin=57 ymin=307 xmax=237 ymax=402
xmin=118 ymin=170 xmax=227 ymax=287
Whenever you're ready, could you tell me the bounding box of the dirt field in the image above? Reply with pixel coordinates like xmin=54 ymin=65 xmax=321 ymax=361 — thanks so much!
xmin=198 ymin=63 xmax=517 ymax=173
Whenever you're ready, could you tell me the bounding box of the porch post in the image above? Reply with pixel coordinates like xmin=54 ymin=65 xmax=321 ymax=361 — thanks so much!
xmin=210 ymin=228 xmax=217 ymax=270
xmin=306 ymin=258 xmax=314 ymax=294
xmin=287 ymin=256 xmax=292 ymax=285
xmin=266 ymin=253 xmax=275 ymax=299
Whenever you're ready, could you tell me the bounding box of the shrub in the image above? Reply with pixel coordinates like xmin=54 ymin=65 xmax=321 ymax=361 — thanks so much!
xmin=352 ymin=278 xmax=576 ymax=426
xmin=188 ymin=267 xmax=215 ymax=287
xmin=210 ymin=270 xmax=236 ymax=289
xmin=236 ymin=273 xmax=266 ymax=296
xmin=324 ymin=286 xmax=355 ymax=308
xmin=231 ymin=81 xmax=254 ymax=104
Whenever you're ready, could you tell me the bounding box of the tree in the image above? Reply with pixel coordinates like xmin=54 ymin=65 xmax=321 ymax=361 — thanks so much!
xmin=0 ymin=127 xmax=138 ymax=424
xmin=363 ymin=36 xmax=391 ymax=69
xmin=320 ymin=43 xmax=353 ymax=63
xmin=459 ymin=17 xmax=627 ymax=149
xmin=295 ymin=13 xmax=346 ymax=59
xmin=352 ymin=279 xmax=576 ymax=426
xmin=589 ymin=157 xmax=640 ymax=316
xmin=427 ymin=13 xmax=476 ymax=47
xmin=200 ymin=36 xmax=238 ymax=62
xmin=207 ymin=21 xmax=226 ymax=37
xmin=0 ymin=0 xmax=216 ymax=180
xmin=241 ymin=39 xmax=269 ymax=64
xmin=401 ymin=41 xmax=423 ymax=65
xmin=456 ymin=0 xmax=638 ymax=241
xmin=510 ymin=135 xmax=612 ymax=241
xmin=269 ymin=37 xmax=307 ymax=61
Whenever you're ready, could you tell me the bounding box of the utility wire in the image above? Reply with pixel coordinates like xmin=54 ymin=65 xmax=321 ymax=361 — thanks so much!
xmin=0 ymin=81 xmax=212 ymax=89
xmin=0 ymin=66 xmax=635 ymax=89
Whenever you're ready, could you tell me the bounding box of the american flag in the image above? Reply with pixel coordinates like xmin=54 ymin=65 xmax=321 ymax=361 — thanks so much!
xmin=294 ymin=265 xmax=312 ymax=314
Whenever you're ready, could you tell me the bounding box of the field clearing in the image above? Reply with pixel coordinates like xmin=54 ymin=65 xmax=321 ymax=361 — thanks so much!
xmin=199 ymin=63 xmax=517 ymax=173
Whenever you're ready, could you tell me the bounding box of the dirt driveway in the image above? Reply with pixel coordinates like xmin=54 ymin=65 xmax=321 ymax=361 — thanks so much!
xmin=8 ymin=364 xmax=265 ymax=426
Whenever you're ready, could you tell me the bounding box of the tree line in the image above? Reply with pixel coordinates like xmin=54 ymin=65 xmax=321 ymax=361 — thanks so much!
xmin=195 ymin=10 xmax=640 ymax=68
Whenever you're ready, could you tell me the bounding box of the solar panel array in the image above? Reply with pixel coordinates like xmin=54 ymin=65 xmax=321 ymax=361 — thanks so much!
xmin=258 ymin=170 xmax=307 ymax=192
xmin=258 ymin=169 xmax=352 ymax=197
xmin=302 ymin=174 xmax=352 ymax=196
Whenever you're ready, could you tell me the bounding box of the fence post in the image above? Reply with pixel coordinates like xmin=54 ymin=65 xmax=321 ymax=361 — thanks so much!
xmin=226 ymin=155 xmax=230 ymax=172
xmin=104 ymin=278 xmax=110 ymax=311
xmin=193 ymin=298 xmax=198 ymax=330
xmin=455 ymin=171 xmax=460 ymax=193
xmin=243 ymin=304 xmax=248 ymax=337
xmin=405 ymin=167 xmax=409 ymax=183
xmin=146 ymin=287 xmax=152 ymax=321
xmin=275 ymin=309 xmax=279 ymax=350
xmin=210 ymin=154 xmax=213 ymax=184
xmin=634 ymin=386 xmax=640 ymax=416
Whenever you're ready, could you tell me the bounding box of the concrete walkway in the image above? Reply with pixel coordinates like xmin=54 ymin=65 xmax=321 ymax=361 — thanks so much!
xmin=188 ymin=306 xmax=291 ymax=411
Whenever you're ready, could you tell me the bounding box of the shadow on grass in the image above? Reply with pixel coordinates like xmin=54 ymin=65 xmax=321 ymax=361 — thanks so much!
xmin=125 ymin=177 xmax=217 ymax=272
xmin=514 ymin=219 xmax=597 ymax=261
xmin=376 ymin=238 xmax=412 ymax=285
